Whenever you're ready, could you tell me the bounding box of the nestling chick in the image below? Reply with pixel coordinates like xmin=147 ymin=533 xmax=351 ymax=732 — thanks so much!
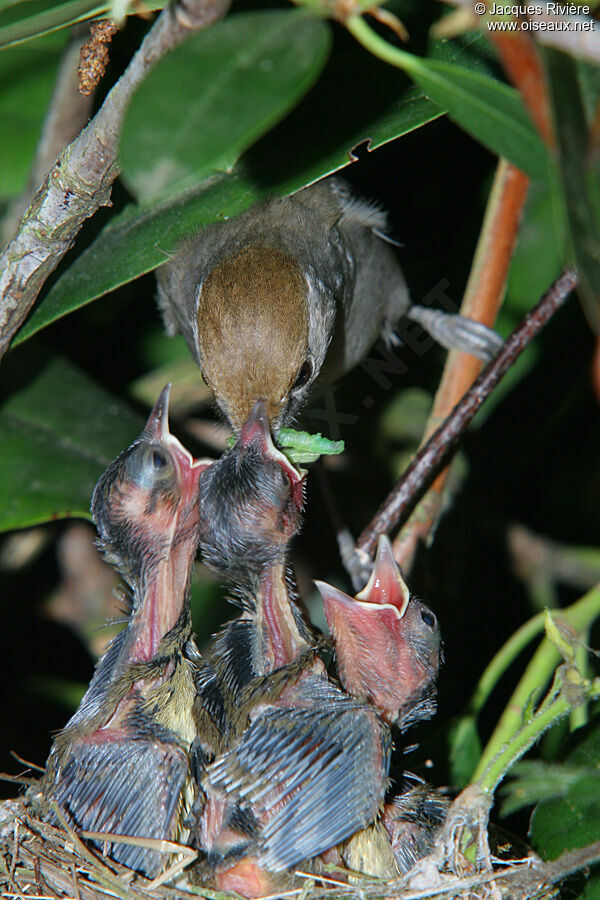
xmin=197 ymin=398 xmax=305 ymax=583
xmin=156 ymin=177 xmax=503 ymax=431
xmin=342 ymin=783 xmax=449 ymax=878
xmin=316 ymin=534 xmax=442 ymax=729
xmin=191 ymin=408 xmax=391 ymax=895
xmin=199 ymin=665 xmax=391 ymax=895
xmin=43 ymin=386 xmax=222 ymax=878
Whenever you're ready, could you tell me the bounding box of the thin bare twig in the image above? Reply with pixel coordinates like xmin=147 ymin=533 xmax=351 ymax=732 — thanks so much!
xmin=357 ymin=268 xmax=578 ymax=560
xmin=393 ymin=159 xmax=529 ymax=571
xmin=0 ymin=0 xmax=231 ymax=362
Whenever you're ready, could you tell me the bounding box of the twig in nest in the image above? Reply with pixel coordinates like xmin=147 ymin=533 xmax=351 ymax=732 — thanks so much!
xmin=356 ymin=268 xmax=578 ymax=561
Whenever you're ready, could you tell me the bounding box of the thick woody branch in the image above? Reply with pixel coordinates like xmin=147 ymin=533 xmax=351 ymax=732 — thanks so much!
xmin=357 ymin=268 xmax=578 ymax=560
xmin=1 ymin=30 xmax=94 ymax=247
xmin=0 ymin=0 xmax=231 ymax=362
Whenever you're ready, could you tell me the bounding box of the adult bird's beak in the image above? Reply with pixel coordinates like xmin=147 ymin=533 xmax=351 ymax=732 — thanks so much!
xmin=239 ymin=399 xmax=306 ymax=512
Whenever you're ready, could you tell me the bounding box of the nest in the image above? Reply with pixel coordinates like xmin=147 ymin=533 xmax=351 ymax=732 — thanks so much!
xmin=2 ymin=786 xmax=586 ymax=900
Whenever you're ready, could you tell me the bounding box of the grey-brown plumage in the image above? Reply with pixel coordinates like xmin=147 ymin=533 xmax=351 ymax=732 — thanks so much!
xmin=43 ymin=386 xmax=223 ymax=878
xmin=156 ymin=177 xmax=502 ymax=431
xmin=342 ymin=784 xmax=449 ymax=878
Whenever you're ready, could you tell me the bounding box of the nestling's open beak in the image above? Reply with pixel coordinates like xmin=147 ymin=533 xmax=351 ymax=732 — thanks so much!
xmin=144 ymin=384 xmax=212 ymax=498
xmin=355 ymin=534 xmax=410 ymax=614
xmin=239 ymin=399 xmax=306 ymax=511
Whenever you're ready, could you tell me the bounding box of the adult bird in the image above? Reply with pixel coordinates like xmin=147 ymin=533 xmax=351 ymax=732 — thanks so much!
xmin=157 ymin=177 xmax=502 ymax=432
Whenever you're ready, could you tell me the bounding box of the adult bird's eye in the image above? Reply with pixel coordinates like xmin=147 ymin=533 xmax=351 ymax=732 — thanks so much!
xmin=421 ymin=609 xmax=437 ymax=628
xmin=292 ymin=358 xmax=313 ymax=392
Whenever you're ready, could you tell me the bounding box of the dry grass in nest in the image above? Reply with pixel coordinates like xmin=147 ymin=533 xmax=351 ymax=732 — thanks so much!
xmin=3 ymin=784 xmax=596 ymax=900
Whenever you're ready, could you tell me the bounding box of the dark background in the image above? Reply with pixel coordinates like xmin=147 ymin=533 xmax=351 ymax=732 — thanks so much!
xmin=1 ymin=23 xmax=598 ymax=858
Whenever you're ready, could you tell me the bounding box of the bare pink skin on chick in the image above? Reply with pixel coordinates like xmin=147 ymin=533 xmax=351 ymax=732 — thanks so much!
xmin=316 ymin=535 xmax=441 ymax=725
xmin=123 ymin=386 xmax=211 ymax=664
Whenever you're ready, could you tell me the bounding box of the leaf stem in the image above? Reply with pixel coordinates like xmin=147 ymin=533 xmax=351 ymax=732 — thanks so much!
xmin=475 ymin=677 xmax=600 ymax=795
xmin=345 ymin=14 xmax=414 ymax=69
xmin=471 ymin=582 xmax=600 ymax=782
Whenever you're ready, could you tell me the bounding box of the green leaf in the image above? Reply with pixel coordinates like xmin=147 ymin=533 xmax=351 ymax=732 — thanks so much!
xmin=344 ymin=18 xmax=548 ymax=177
xmin=505 ymin=174 xmax=567 ymax=317
xmin=530 ymin=718 xmax=600 ymax=861
xmin=500 ymin=760 xmax=592 ymax=817
xmin=0 ymin=0 xmax=165 ymax=49
xmin=120 ymin=10 xmax=332 ymax=204
xmin=0 ymin=32 xmax=67 ymax=199
xmin=545 ymin=49 xmax=600 ymax=332
xmin=447 ymin=715 xmax=482 ymax=789
xmin=398 ymin=55 xmax=548 ymax=178
xmin=0 ymin=352 xmax=145 ymax=531
xmin=16 ymin=55 xmax=441 ymax=343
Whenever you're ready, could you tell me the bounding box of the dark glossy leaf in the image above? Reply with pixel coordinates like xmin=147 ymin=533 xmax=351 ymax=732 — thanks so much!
xmin=546 ymin=49 xmax=600 ymax=332
xmin=430 ymin=30 xmax=499 ymax=74
xmin=530 ymin=718 xmax=600 ymax=861
xmin=397 ymin=52 xmax=549 ymax=178
xmin=120 ymin=10 xmax=332 ymax=203
xmin=16 ymin=53 xmax=441 ymax=343
xmin=0 ymin=0 xmax=165 ymax=49
xmin=0 ymin=32 xmax=66 ymax=199
xmin=0 ymin=353 xmax=144 ymax=531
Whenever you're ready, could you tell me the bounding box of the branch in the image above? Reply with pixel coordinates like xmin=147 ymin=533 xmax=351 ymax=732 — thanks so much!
xmin=1 ymin=29 xmax=94 ymax=247
xmin=0 ymin=0 xmax=231 ymax=362
xmin=356 ymin=268 xmax=578 ymax=560
xmin=393 ymin=158 xmax=529 ymax=571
